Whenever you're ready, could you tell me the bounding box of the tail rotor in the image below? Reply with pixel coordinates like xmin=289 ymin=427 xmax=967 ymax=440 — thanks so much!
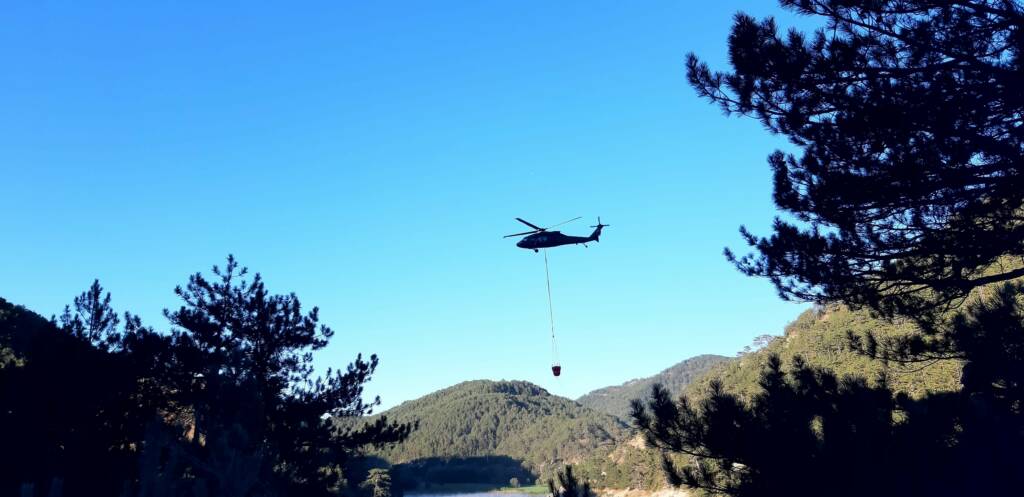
xmin=588 ymin=217 xmax=609 ymax=242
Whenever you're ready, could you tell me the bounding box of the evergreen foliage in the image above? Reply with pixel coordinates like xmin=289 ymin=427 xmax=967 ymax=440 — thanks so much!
xmin=548 ymin=466 xmax=595 ymax=497
xmin=0 ymin=297 xmax=163 ymax=497
xmin=597 ymin=305 xmax=963 ymax=493
xmin=691 ymin=305 xmax=962 ymax=400
xmin=160 ymin=256 xmax=411 ymax=496
xmin=390 ymin=456 xmax=534 ymax=492
xmin=361 ymin=468 xmax=395 ymax=497
xmin=0 ymin=256 xmax=409 ymax=497
xmin=577 ymin=355 xmax=730 ymax=420
xmin=633 ymin=357 xmax=963 ymax=497
xmin=697 ymin=0 xmax=1024 ymax=320
xmin=57 ymin=279 xmax=122 ymax=349
xmin=568 ymin=435 xmax=675 ymax=491
xmin=348 ymin=380 xmax=628 ymax=488
xmin=635 ymin=2 xmax=1024 ymax=496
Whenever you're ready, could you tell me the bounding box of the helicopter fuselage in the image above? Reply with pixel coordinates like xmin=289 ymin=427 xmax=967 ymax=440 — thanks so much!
xmin=507 ymin=217 xmax=606 ymax=251
xmin=516 ymin=231 xmax=594 ymax=251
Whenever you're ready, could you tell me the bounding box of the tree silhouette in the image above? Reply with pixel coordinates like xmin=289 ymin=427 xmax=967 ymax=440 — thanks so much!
xmin=634 ymin=2 xmax=1024 ymax=496
xmin=632 ymin=358 xmax=978 ymax=497
xmin=0 ymin=256 xmax=410 ymax=497
xmin=548 ymin=466 xmax=595 ymax=497
xmin=0 ymin=288 xmax=162 ymax=497
xmin=57 ymin=279 xmax=121 ymax=348
xmin=161 ymin=255 xmax=412 ymax=496
xmin=689 ymin=0 xmax=1024 ymax=320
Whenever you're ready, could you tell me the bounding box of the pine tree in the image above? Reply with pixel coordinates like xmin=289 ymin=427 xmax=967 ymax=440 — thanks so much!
xmin=163 ymin=255 xmax=412 ymax=496
xmin=635 ymin=2 xmax=1024 ymax=496
xmin=689 ymin=0 xmax=1024 ymax=320
xmin=362 ymin=468 xmax=394 ymax=497
xmin=57 ymin=279 xmax=121 ymax=349
xmin=1 ymin=257 xmax=411 ymax=496
xmin=632 ymin=358 xmax=963 ymax=497
xmin=548 ymin=466 xmax=594 ymax=497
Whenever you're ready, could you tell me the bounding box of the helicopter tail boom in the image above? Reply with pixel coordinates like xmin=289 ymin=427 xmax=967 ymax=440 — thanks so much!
xmin=588 ymin=217 xmax=608 ymax=242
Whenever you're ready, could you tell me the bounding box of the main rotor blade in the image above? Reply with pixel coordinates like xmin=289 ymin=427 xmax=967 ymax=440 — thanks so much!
xmin=515 ymin=218 xmax=544 ymax=231
xmin=547 ymin=216 xmax=581 ymax=229
xmin=504 ymin=230 xmax=539 ymax=238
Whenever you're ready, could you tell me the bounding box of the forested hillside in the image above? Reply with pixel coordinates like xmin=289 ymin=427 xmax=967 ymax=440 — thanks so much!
xmin=687 ymin=305 xmax=963 ymax=400
xmin=2 ymin=289 xmax=969 ymax=495
xmin=576 ymin=305 xmax=965 ymax=492
xmin=577 ymin=354 xmax=729 ymax=420
xmin=349 ymin=303 xmax=967 ymax=493
xmin=346 ymin=380 xmax=629 ymax=489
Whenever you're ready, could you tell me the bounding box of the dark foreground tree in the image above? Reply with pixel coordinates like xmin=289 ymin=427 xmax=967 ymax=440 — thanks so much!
xmin=691 ymin=0 xmax=1024 ymax=320
xmin=633 ymin=2 xmax=1024 ymax=496
xmin=548 ymin=466 xmax=595 ymax=497
xmin=158 ymin=255 xmax=412 ymax=496
xmin=635 ymin=303 xmax=1024 ymax=497
xmin=57 ymin=279 xmax=121 ymax=349
xmin=633 ymin=358 xmax=975 ymax=497
xmin=0 ymin=256 xmax=410 ymax=497
xmin=0 ymin=287 xmax=172 ymax=497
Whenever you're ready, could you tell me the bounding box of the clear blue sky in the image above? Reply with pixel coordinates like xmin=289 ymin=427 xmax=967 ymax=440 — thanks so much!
xmin=1 ymin=1 xmax=814 ymax=410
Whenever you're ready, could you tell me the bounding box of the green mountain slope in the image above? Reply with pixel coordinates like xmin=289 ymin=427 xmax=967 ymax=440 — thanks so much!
xmin=687 ymin=305 xmax=963 ymax=400
xmin=351 ymin=380 xmax=629 ymax=487
xmin=573 ymin=305 xmax=964 ymax=491
xmin=577 ymin=354 xmax=730 ymax=420
xmin=360 ymin=302 xmax=964 ymax=492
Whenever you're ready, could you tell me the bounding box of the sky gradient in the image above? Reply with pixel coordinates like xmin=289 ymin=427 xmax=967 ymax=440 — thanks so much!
xmin=1 ymin=1 xmax=815 ymax=409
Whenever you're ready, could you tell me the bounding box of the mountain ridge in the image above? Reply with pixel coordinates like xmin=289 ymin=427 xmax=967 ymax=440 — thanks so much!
xmin=346 ymin=378 xmax=629 ymax=488
xmin=576 ymin=354 xmax=731 ymax=420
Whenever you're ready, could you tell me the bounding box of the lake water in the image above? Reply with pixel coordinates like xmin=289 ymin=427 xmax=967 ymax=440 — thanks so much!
xmin=409 ymin=492 xmax=540 ymax=497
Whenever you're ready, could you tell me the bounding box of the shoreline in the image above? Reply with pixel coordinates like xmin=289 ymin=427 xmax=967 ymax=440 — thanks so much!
xmin=595 ymin=488 xmax=690 ymax=497
xmin=407 ymin=487 xmax=689 ymax=497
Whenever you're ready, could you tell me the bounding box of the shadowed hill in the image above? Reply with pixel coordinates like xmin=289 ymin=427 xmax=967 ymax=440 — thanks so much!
xmin=577 ymin=354 xmax=730 ymax=420
xmin=3 ymin=260 xmax=414 ymax=497
xmin=345 ymin=380 xmax=629 ymax=486
xmin=0 ymin=297 xmax=59 ymax=367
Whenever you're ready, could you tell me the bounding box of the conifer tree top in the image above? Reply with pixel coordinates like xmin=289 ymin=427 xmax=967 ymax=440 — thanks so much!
xmin=695 ymin=1 xmax=1024 ymax=319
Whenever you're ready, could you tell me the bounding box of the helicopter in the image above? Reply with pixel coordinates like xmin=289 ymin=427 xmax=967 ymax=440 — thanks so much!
xmin=504 ymin=217 xmax=609 ymax=252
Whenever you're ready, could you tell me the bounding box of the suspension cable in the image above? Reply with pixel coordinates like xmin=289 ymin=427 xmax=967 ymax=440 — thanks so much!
xmin=543 ymin=249 xmax=558 ymax=364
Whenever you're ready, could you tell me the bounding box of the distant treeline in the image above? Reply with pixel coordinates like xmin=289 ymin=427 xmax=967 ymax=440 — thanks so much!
xmin=391 ymin=456 xmax=534 ymax=491
xmin=341 ymin=300 xmax=979 ymax=493
xmin=577 ymin=355 xmax=730 ymax=421
xmin=345 ymin=380 xmax=629 ymax=486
